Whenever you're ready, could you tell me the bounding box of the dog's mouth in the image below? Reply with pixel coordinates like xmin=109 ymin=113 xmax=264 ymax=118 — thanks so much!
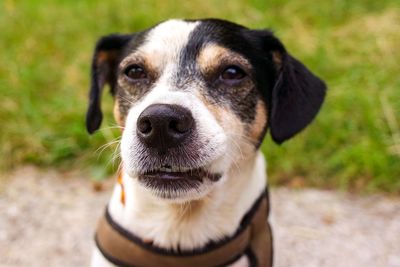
xmin=139 ymin=165 xmax=221 ymax=181
xmin=137 ymin=165 xmax=222 ymax=198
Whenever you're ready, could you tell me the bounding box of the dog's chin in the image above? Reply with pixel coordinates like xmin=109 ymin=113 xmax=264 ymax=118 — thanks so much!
xmin=135 ymin=167 xmax=222 ymax=201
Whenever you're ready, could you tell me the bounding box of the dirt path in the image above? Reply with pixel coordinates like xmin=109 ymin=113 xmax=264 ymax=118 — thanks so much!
xmin=1 ymin=166 xmax=399 ymax=267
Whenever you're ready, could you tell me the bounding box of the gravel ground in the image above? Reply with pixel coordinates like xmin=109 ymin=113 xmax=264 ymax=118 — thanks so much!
xmin=1 ymin=166 xmax=399 ymax=267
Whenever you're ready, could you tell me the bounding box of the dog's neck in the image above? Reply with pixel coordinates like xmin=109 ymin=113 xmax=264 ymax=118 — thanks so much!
xmin=108 ymin=151 xmax=267 ymax=251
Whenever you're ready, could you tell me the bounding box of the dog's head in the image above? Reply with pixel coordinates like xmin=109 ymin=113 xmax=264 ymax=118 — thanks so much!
xmin=86 ymin=19 xmax=326 ymax=201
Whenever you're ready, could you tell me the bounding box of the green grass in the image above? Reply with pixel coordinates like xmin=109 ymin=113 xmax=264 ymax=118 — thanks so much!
xmin=1 ymin=0 xmax=399 ymax=192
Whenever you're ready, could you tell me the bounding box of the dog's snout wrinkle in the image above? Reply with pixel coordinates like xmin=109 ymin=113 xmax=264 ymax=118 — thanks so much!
xmin=137 ymin=104 xmax=194 ymax=152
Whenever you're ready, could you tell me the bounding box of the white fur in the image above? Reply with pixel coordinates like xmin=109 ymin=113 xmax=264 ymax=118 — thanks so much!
xmin=140 ymin=19 xmax=199 ymax=64
xmin=91 ymin=19 xmax=269 ymax=267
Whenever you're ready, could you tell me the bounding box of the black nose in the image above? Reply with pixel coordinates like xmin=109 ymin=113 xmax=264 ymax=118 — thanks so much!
xmin=136 ymin=104 xmax=194 ymax=151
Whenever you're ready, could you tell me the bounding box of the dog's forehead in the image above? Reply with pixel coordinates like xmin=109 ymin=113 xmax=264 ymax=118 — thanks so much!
xmin=125 ymin=19 xmax=252 ymax=64
xmin=135 ymin=19 xmax=199 ymax=62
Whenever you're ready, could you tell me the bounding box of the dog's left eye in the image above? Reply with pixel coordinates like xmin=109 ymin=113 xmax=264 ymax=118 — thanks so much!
xmin=124 ymin=65 xmax=147 ymax=80
xmin=220 ymin=66 xmax=246 ymax=81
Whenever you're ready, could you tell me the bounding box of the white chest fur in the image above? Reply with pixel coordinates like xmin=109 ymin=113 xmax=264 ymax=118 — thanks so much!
xmin=91 ymin=152 xmax=267 ymax=266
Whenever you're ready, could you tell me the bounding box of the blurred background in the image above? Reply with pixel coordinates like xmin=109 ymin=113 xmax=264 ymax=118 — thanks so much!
xmin=1 ymin=1 xmax=400 ymax=266
xmin=1 ymin=0 xmax=399 ymax=192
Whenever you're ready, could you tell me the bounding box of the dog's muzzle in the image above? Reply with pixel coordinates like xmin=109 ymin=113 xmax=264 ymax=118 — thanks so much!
xmin=132 ymin=104 xmax=222 ymax=197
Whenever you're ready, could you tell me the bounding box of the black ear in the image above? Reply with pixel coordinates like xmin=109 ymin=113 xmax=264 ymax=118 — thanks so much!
xmin=267 ymin=36 xmax=327 ymax=144
xmin=86 ymin=34 xmax=132 ymax=134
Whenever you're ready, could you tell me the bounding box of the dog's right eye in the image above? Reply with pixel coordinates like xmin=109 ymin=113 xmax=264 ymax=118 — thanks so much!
xmin=124 ymin=65 xmax=147 ymax=80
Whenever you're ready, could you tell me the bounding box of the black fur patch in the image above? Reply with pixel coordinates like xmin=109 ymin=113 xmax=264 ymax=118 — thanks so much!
xmin=183 ymin=21 xmax=257 ymax=121
xmin=113 ymin=30 xmax=158 ymax=124
xmin=177 ymin=19 xmax=278 ymax=143
xmin=86 ymin=34 xmax=133 ymax=133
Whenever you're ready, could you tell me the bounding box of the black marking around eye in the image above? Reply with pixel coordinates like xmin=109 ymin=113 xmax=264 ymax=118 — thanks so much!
xmin=178 ymin=19 xmax=275 ymax=125
xmin=114 ymin=29 xmax=154 ymax=122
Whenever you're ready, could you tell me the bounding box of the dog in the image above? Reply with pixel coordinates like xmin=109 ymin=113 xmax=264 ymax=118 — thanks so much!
xmin=86 ymin=19 xmax=326 ymax=267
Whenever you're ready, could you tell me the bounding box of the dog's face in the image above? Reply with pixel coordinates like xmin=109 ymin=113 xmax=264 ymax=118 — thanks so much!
xmin=86 ymin=19 xmax=326 ymax=201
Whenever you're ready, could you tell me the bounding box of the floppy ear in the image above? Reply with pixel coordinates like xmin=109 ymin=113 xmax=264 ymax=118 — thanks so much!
xmin=86 ymin=34 xmax=132 ymax=134
xmin=265 ymin=35 xmax=327 ymax=144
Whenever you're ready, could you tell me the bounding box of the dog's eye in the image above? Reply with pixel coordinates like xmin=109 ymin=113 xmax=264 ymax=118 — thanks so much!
xmin=220 ymin=66 xmax=246 ymax=81
xmin=124 ymin=65 xmax=147 ymax=80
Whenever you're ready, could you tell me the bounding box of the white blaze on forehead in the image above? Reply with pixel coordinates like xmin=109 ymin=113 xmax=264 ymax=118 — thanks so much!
xmin=138 ymin=19 xmax=199 ymax=67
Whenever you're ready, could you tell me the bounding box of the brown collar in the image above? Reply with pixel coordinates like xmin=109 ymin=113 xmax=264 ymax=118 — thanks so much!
xmin=95 ymin=190 xmax=273 ymax=267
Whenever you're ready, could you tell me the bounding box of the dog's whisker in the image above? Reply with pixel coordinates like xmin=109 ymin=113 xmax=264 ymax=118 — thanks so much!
xmin=99 ymin=125 xmax=125 ymax=131
xmin=108 ymin=142 xmax=122 ymax=168
xmin=228 ymin=137 xmax=245 ymax=161
xmin=227 ymin=131 xmax=259 ymax=144
xmin=224 ymin=152 xmax=241 ymax=170
xmin=95 ymin=139 xmax=121 ymax=156
xmin=111 ymin=152 xmax=121 ymax=166
xmin=175 ymin=202 xmax=189 ymax=221
xmin=95 ymin=137 xmax=122 ymax=166
xmin=119 ymin=95 xmax=136 ymax=105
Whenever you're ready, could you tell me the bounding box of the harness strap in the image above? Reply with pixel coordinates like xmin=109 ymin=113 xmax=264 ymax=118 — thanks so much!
xmin=248 ymin=189 xmax=273 ymax=267
xmin=95 ymin=190 xmax=271 ymax=267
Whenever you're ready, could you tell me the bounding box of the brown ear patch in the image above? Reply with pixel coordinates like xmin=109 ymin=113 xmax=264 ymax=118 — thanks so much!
xmin=94 ymin=49 xmax=121 ymax=97
xmin=96 ymin=50 xmax=120 ymax=72
xmin=96 ymin=51 xmax=111 ymax=64
xmin=272 ymin=51 xmax=283 ymax=71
